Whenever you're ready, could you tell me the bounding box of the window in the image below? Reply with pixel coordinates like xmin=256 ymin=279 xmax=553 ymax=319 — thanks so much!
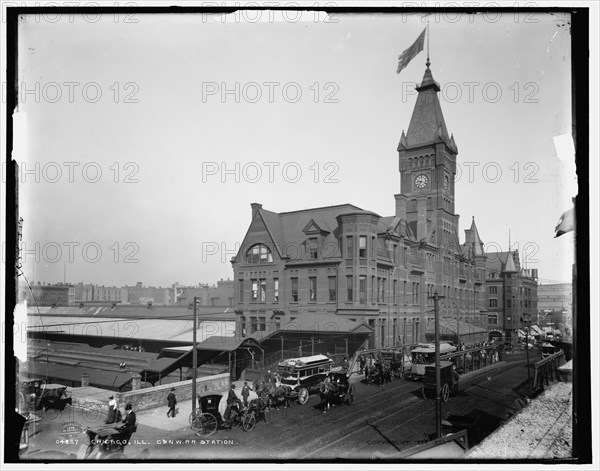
xmin=250 ymin=317 xmax=258 ymax=333
xmin=488 ymin=314 xmax=498 ymax=325
xmin=246 ymin=244 xmax=273 ymax=264
xmin=489 ymin=298 xmax=498 ymax=308
xmin=241 ymin=316 xmax=246 ymax=337
xmin=507 ymin=299 xmax=512 ymax=308
xmin=372 ymin=237 xmax=377 ymax=260
xmin=260 ymin=279 xmax=266 ymax=302
xmin=259 ymin=317 xmax=266 ymax=331
xmin=274 ymin=278 xmax=279 ymax=303
xmin=372 ymin=276 xmax=376 ymax=303
xmin=346 ymin=236 xmax=354 ymax=258
xmin=346 ymin=275 xmax=353 ymax=302
xmin=489 ymin=286 xmax=497 ymax=295
xmin=251 ymin=279 xmax=258 ymax=302
xmin=403 ymin=281 xmax=407 ymax=305
xmin=359 ymin=236 xmax=367 ymax=258
xmin=291 ymin=278 xmax=298 ymax=302
xmin=309 ymin=277 xmax=317 ymax=302
xmin=328 ymin=276 xmax=336 ymax=302
xmin=393 ymin=280 xmax=397 ymax=305
xmin=308 ymin=238 xmax=318 ymax=259
xmin=359 ymin=275 xmax=367 ymax=304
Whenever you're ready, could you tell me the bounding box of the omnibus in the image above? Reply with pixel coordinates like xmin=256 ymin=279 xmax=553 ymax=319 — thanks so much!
xmin=405 ymin=343 xmax=457 ymax=381
xmin=276 ymin=354 xmax=334 ymax=394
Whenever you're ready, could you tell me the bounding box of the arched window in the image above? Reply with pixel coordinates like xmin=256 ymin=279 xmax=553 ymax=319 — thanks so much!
xmin=246 ymin=244 xmax=273 ymax=264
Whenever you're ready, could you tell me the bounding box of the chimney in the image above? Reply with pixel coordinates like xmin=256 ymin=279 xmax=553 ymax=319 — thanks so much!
xmin=416 ymin=197 xmax=427 ymax=241
xmin=394 ymin=194 xmax=407 ymax=220
xmin=251 ymin=203 xmax=263 ymax=220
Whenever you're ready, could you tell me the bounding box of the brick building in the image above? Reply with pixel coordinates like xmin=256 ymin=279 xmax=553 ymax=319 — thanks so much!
xmin=231 ymin=64 xmax=492 ymax=350
xmin=485 ymin=250 xmax=538 ymax=341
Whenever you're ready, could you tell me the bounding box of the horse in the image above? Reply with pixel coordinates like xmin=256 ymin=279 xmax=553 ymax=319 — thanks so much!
xmin=262 ymin=379 xmax=291 ymax=409
xmin=318 ymin=379 xmax=339 ymax=413
xmin=247 ymin=396 xmax=269 ymax=424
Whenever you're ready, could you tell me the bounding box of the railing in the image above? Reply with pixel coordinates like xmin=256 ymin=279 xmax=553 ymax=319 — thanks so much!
xmin=531 ymin=351 xmax=566 ymax=394
xmin=443 ymin=345 xmax=500 ymax=375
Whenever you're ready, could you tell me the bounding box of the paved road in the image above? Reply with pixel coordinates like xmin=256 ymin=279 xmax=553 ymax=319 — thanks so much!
xmin=21 ymin=351 xmax=533 ymax=461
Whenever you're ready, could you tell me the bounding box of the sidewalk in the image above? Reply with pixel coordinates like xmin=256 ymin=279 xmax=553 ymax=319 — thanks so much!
xmin=134 ymin=380 xmax=258 ymax=432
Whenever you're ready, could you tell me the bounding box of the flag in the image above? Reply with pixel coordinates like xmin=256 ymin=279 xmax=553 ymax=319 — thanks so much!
xmin=554 ymin=208 xmax=575 ymax=237
xmin=397 ymin=28 xmax=426 ymax=74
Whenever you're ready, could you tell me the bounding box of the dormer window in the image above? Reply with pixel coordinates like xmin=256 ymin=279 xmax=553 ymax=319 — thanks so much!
xmin=246 ymin=244 xmax=273 ymax=264
xmin=308 ymin=237 xmax=318 ymax=259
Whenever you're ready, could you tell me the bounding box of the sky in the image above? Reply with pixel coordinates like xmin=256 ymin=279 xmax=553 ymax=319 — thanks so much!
xmin=12 ymin=8 xmax=579 ymax=288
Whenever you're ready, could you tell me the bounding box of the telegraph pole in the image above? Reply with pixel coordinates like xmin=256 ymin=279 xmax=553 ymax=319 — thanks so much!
xmin=192 ymin=296 xmax=199 ymax=412
xmin=430 ymin=291 xmax=444 ymax=439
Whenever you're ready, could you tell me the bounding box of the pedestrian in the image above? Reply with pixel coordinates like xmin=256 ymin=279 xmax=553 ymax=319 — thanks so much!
xmin=359 ymin=355 xmax=365 ymax=375
xmin=105 ymin=395 xmax=118 ymax=424
xmin=241 ymin=381 xmax=252 ymax=407
xmin=167 ymin=387 xmax=177 ymax=418
xmin=342 ymin=357 xmax=349 ymax=373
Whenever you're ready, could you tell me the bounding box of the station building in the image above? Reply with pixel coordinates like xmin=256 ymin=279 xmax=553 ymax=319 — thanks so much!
xmin=231 ymin=64 xmax=503 ymax=352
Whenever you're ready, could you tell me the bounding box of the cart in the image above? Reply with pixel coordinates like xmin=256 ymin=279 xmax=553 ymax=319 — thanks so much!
xmin=421 ymin=361 xmax=459 ymax=402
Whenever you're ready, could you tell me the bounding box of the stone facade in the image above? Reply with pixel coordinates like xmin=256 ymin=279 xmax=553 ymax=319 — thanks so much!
xmin=118 ymin=373 xmax=230 ymax=412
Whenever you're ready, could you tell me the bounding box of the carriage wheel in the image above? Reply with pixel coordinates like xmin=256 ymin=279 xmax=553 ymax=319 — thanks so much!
xmin=192 ymin=412 xmax=218 ymax=437
xmin=242 ymin=412 xmax=256 ymax=432
xmin=346 ymin=386 xmax=355 ymax=405
xmin=442 ymin=383 xmax=450 ymax=402
xmin=189 ymin=408 xmax=203 ymax=426
xmin=297 ymin=388 xmax=309 ymax=405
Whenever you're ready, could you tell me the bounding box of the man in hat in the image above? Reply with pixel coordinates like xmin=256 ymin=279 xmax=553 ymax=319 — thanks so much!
xmin=224 ymin=384 xmax=242 ymax=422
xmin=116 ymin=403 xmax=137 ymax=451
xmin=167 ymin=387 xmax=177 ymax=418
xmin=241 ymin=381 xmax=252 ymax=407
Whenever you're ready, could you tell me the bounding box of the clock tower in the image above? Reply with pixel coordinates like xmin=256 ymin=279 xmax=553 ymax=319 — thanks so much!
xmin=397 ymin=63 xmax=459 ymax=250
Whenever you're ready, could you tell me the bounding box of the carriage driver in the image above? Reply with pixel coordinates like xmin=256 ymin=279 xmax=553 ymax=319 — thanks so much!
xmin=224 ymin=384 xmax=243 ymax=422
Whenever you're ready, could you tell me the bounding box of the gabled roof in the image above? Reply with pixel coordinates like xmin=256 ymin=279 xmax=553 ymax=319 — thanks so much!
xmin=246 ymin=204 xmax=364 ymax=260
xmin=486 ymin=251 xmax=521 ymax=273
xmin=282 ymin=312 xmax=372 ymax=334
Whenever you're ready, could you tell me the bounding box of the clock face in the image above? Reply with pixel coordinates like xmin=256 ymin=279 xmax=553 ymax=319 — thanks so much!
xmin=444 ymin=175 xmax=450 ymax=190
xmin=414 ymin=173 xmax=429 ymax=189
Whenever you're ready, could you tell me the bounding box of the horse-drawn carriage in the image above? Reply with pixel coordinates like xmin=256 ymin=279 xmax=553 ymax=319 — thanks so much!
xmin=33 ymin=384 xmax=72 ymax=412
xmin=319 ymin=372 xmax=355 ymax=412
xmin=83 ymin=422 xmax=138 ymax=459
xmin=190 ymin=393 xmax=263 ymax=436
xmin=420 ymin=361 xmax=459 ymax=402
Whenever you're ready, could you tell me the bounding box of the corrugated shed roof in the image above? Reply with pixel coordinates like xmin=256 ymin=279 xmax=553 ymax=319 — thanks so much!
xmin=27 ymin=315 xmax=235 ymax=343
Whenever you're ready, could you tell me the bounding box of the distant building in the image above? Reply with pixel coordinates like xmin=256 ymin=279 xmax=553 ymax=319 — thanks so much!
xmin=74 ymin=283 xmax=121 ymax=303
xmin=485 ymin=251 xmax=538 ymax=341
xmin=122 ymin=282 xmax=173 ymax=305
xmin=173 ymin=279 xmax=234 ymax=308
xmin=20 ymin=282 xmax=75 ymax=306
xmin=537 ymin=283 xmax=572 ymax=335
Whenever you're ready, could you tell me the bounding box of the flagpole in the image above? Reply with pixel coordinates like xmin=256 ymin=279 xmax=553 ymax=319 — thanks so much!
xmin=426 ymin=22 xmax=430 ymax=67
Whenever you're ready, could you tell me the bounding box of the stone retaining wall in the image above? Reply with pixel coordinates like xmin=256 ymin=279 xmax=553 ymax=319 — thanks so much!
xmin=118 ymin=373 xmax=230 ymax=412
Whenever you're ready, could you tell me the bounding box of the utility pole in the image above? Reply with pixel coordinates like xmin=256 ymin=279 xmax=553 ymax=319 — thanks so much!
xmin=523 ymin=313 xmax=532 ymax=397
xmin=430 ymin=291 xmax=444 ymax=439
xmin=192 ymin=296 xmax=199 ymax=412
